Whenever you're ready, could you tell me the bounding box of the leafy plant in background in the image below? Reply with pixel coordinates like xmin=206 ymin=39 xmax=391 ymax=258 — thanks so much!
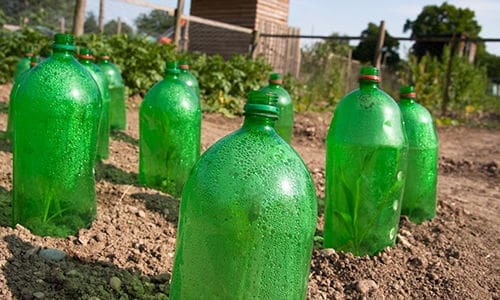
xmin=401 ymin=45 xmax=491 ymax=120
xmin=0 ymin=29 xmax=272 ymax=115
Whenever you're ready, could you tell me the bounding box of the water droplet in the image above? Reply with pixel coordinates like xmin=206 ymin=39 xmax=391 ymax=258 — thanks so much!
xmin=397 ymin=171 xmax=404 ymax=181
xmin=393 ymin=199 xmax=398 ymax=211
xmin=389 ymin=227 xmax=396 ymax=240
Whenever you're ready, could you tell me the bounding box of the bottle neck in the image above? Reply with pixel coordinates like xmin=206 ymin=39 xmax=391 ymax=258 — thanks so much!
xmin=79 ymin=58 xmax=92 ymax=65
xmin=359 ymin=80 xmax=379 ymax=89
xmin=268 ymin=82 xmax=282 ymax=88
xmin=52 ymin=48 xmax=74 ymax=57
xmin=242 ymin=114 xmax=277 ymax=130
xmin=400 ymin=98 xmax=415 ymax=104
xmin=98 ymin=59 xmax=109 ymax=64
xmin=165 ymin=71 xmax=179 ymax=79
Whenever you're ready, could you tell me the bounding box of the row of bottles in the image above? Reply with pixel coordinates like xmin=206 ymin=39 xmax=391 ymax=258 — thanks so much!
xmin=169 ymin=68 xmax=438 ymax=297
xmin=7 ymin=34 xmax=438 ymax=299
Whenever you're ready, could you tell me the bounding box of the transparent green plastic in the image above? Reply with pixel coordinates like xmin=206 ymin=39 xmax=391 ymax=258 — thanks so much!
xmin=13 ymin=51 xmax=33 ymax=83
xmin=259 ymin=73 xmax=294 ymax=143
xmin=12 ymin=34 xmax=101 ymax=237
xmin=170 ymin=90 xmax=317 ymax=299
xmin=97 ymin=53 xmax=126 ymax=130
xmin=6 ymin=55 xmax=40 ymax=142
xmin=139 ymin=62 xmax=201 ymax=197
xmin=79 ymin=49 xmax=110 ymax=160
xmin=324 ymin=67 xmax=408 ymax=256
xmin=398 ymin=86 xmax=438 ymax=223
xmin=178 ymin=61 xmax=200 ymax=99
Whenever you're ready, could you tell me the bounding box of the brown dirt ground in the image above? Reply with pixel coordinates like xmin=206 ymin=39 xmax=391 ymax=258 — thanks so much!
xmin=0 ymin=83 xmax=498 ymax=299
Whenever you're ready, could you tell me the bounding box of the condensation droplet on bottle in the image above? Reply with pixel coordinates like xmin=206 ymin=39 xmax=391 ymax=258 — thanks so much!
xmin=393 ymin=199 xmax=398 ymax=211
xmin=389 ymin=227 xmax=396 ymax=240
xmin=397 ymin=171 xmax=404 ymax=181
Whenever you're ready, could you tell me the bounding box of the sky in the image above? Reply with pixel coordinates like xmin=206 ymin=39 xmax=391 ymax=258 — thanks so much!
xmin=86 ymin=0 xmax=500 ymax=56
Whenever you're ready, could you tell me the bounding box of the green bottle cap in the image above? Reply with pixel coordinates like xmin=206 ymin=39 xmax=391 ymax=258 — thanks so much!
xmin=30 ymin=55 xmax=40 ymax=67
xmin=269 ymin=73 xmax=283 ymax=84
xmin=400 ymin=85 xmax=416 ymax=98
xmin=165 ymin=61 xmax=180 ymax=74
xmin=78 ymin=48 xmax=94 ymax=60
xmin=52 ymin=33 xmax=76 ymax=51
xmin=179 ymin=60 xmax=189 ymax=70
xmin=25 ymin=47 xmax=34 ymax=57
xmin=359 ymin=66 xmax=380 ymax=82
xmin=244 ymin=90 xmax=279 ymax=118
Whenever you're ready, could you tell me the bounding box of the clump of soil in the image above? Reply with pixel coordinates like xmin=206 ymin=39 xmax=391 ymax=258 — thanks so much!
xmin=0 ymin=90 xmax=498 ymax=299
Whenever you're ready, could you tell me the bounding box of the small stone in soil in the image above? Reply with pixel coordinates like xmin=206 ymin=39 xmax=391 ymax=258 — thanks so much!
xmin=137 ymin=210 xmax=146 ymax=218
xmin=355 ymin=279 xmax=379 ymax=295
xmin=110 ymin=276 xmax=122 ymax=291
xmin=33 ymin=291 xmax=45 ymax=299
xmin=39 ymin=248 xmax=67 ymax=261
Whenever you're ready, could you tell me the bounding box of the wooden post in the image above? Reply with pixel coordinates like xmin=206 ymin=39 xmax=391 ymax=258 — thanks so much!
xmin=59 ymin=17 xmax=65 ymax=33
xmin=117 ymin=17 xmax=122 ymax=34
xmin=72 ymin=0 xmax=87 ymax=36
xmin=346 ymin=48 xmax=352 ymax=93
xmin=373 ymin=20 xmax=385 ymax=68
xmin=174 ymin=0 xmax=185 ymax=51
xmin=181 ymin=19 xmax=190 ymax=51
xmin=442 ymin=34 xmax=458 ymax=116
xmin=250 ymin=30 xmax=260 ymax=58
xmin=98 ymin=0 xmax=105 ymax=33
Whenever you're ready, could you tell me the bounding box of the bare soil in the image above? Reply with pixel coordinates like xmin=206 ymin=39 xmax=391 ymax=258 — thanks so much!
xmin=0 ymin=84 xmax=498 ymax=299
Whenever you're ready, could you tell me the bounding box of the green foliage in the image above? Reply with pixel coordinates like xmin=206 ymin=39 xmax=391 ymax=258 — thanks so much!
xmin=353 ymin=22 xmax=400 ymax=67
xmin=77 ymin=34 xmax=177 ymax=96
xmin=186 ymin=53 xmax=272 ymax=114
xmin=401 ymin=46 xmax=490 ymax=118
xmin=0 ymin=0 xmax=75 ymax=30
xmin=0 ymin=27 xmax=52 ymax=83
xmin=404 ymin=2 xmax=481 ymax=58
xmin=135 ymin=9 xmax=175 ymax=37
xmin=0 ymin=29 xmax=272 ymax=115
xmin=293 ymin=37 xmax=352 ymax=111
xmin=84 ymin=12 xmax=98 ymax=34
xmin=104 ymin=20 xmax=134 ymax=36
xmin=476 ymin=51 xmax=500 ymax=80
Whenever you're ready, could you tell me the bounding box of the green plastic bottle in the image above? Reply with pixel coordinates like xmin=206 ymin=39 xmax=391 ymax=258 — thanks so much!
xmin=398 ymin=86 xmax=438 ymax=223
xmin=139 ymin=61 xmax=201 ymax=197
xmin=170 ymin=90 xmax=317 ymax=299
xmin=324 ymin=67 xmax=408 ymax=256
xmin=97 ymin=53 xmax=126 ymax=130
xmin=178 ymin=60 xmax=200 ymax=99
xmin=12 ymin=34 xmax=101 ymax=237
xmin=79 ymin=48 xmax=110 ymax=160
xmin=13 ymin=48 xmax=34 ymax=83
xmin=259 ymin=73 xmax=294 ymax=143
xmin=6 ymin=55 xmax=40 ymax=142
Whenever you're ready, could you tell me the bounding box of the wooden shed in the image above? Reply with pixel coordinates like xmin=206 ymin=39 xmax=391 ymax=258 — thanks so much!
xmin=188 ymin=0 xmax=301 ymax=76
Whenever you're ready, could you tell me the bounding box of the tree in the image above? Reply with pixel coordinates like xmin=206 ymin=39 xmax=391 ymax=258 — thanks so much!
xmin=0 ymin=0 xmax=76 ymax=30
xmin=352 ymin=22 xmax=400 ymax=67
xmin=135 ymin=9 xmax=174 ymax=37
xmin=404 ymin=2 xmax=481 ymax=59
xmin=104 ymin=19 xmax=133 ymax=36
xmin=84 ymin=12 xmax=98 ymax=34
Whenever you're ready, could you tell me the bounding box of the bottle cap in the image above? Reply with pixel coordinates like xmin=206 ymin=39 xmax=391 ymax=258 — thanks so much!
xmin=165 ymin=61 xmax=180 ymax=74
xmin=178 ymin=60 xmax=189 ymax=70
xmin=30 ymin=55 xmax=40 ymax=67
xmin=97 ymin=52 xmax=111 ymax=60
xmin=25 ymin=47 xmax=34 ymax=57
xmin=269 ymin=72 xmax=283 ymax=84
xmin=78 ymin=48 xmax=94 ymax=60
xmin=359 ymin=66 xmax=380 ymax=82
xmin=244 ymin=90 xmax=279 ymax=118
xmin=52 ymin=33 xmax=76 ymax=51
xmin=400 ymin=85 xmax=416 ymax=98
